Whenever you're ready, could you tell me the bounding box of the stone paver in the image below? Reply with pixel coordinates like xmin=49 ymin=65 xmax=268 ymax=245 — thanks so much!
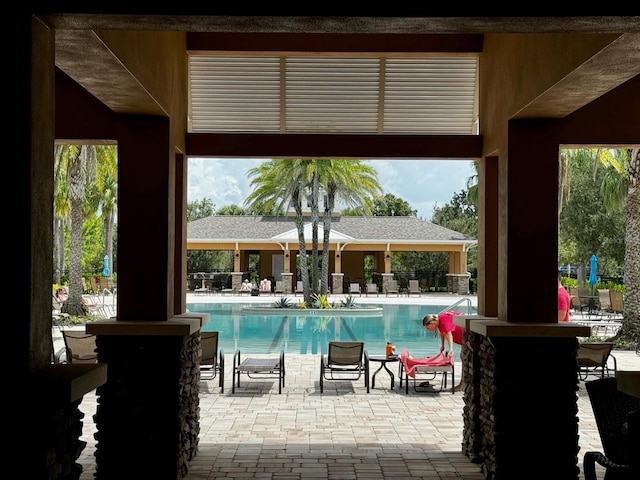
xmin=77 ymin=347 xmax=639 ymax=479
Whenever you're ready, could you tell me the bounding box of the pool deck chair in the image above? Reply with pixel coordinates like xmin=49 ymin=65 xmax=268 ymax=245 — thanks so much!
xmin=232 ymin=350 xmax=285 ymax=394
xmin=349 ymin=283 xmax=362 ymax=296
xmin=384 ymin=280 xmax=399 ymax=297
xmin=62 ymin=330 xmax=98 ymax=364
xmin=320 ymin=341 xmax=369 ymax=393
xmin=274 ymin=281 xmax=286 ymax=295
xmin=577 ymin=342 xmax=617 ymax=381
xmin=399 ymin=349 xmax=455 ymax=394
xmin=365 ymin=283 xmax=378 ymax=297
xmin=408 ymin=280 xmax=421 ymax=296
xmin=200 ymin=331 xmax=224 ymax=392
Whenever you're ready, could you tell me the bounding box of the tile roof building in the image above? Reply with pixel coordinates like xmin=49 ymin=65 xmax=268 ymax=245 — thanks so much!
xmin=187 ymin=215 xmax=476 ymax=294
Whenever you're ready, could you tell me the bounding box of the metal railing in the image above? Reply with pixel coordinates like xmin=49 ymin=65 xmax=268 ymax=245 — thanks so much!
xmin=439 ymin=297 xmax=474 ymax=315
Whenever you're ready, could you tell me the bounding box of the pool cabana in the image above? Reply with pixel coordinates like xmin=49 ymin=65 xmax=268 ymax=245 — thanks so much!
xmin=187 ymin=214 xmax=477 ymax=295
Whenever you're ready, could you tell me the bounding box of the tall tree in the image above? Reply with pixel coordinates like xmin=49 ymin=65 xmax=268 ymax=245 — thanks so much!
xmin=245 ymin=160 xmax=312 ymax=303
xmin=245 ymin=159 xmax=382 ymax=302
xmin=560 ymin=148 xmax=638 ymax=347
xmin=53 ymin=145 xmax=70 ymax=286
xmin=63 ymin=145 xmax=97 ymax=315
xmin=600 ymin=148 xmax=639 ymax=347
xmin=318 ymin=160 xmax=381 ymax=294
xmin=96 ymin=146 xmax=118 ymax=282
xmin=187 ymin=198 xmax=216 ymax=221
xmin=216 ymin=204 xmax=246 ymax=215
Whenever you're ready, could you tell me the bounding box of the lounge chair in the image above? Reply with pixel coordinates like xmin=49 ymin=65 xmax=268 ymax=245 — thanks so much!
xmin=399 ymin=349 xmax=455 ymax=394
xmin=259 ymin=278 xmax=272 ymax=295
xmin=319 ymin=341 xmax=369 ymax=393
xmin=408 ymin=280 xmax=421 ymax=296
xmin=583 ymin=377 xmax=640 ymax=480
xmin=200 ymin=331 xmax=224 ymax=392
xmin=274 ymin=281 xmax=286 ymax=295
xmin=597 ymin=289 xmax=613 ymax=317
xmin=232 ymin=349 xmax=285 ymax=394
xmin=365 ymin=283 xmax=378 ymax=297
xmin=610 ymin=290 xmax=624 ymax=315
xmin=349 ymin=283 xmax=362 ymax=296
xmin=62 ymin=330 xmax=98 ymax=364
xmin=294 ymin=281 xmax=304 ymax=296
xmin=577 ymin=342 xmax=617 ymax=381
xmin=384 ymin=280 xmax=399 ymax=297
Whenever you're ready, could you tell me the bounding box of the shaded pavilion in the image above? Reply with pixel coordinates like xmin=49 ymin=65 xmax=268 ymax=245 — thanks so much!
xmin=20 ymin=11 xmax=640 ymax=480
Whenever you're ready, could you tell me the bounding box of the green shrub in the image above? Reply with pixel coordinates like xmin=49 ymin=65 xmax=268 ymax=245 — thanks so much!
xmin=272 ymin=297 xmax=293 ymax=308
xmin=312 ymin=294 xmax=332 ymax=309
xmin=340 ymin=295 xmax=358 ymax=308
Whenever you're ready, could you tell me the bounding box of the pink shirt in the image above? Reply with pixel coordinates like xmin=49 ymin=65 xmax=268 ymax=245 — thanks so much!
xmin=558 ymin=286 xmax=571 ymax=322
xmin=438 ymin=311 xmax=465 ymax=345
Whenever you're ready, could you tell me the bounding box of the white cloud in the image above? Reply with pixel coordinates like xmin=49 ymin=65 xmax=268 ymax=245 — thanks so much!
xmin=188 ymin=158 xmax=476 ymax=220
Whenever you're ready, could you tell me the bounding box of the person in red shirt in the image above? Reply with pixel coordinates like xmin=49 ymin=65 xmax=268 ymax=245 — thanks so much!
xmin=558 ymin=270 xmax=571 ymax=322
xmin=423 ymin=310 xmax=465 ymax=392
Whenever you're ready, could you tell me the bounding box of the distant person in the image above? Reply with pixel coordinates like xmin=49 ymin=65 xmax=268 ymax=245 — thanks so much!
xmin=422 ymin=310 xmax=465 ymax=392
xmin=259 ymin=278 xmax=271 ymax=292
xmin=240 ymin=279 xmax=252 ymax=291
xmin=55 ymin=287 xmax=67 ymax=303
xmin=53 ymin=287 xmax=66 ymax=311
xmin=558 ymin=270 xmax=571 ymax=322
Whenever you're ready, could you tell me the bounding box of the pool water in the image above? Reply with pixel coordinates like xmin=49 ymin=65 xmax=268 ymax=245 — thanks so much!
xmin=188 ymin=302 xmax=473 ymax=357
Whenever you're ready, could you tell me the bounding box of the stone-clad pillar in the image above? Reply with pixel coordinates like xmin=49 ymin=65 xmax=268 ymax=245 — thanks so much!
xmin=88 ymin=318 xmax=203 ymax=479
xmin=456 ymin=318 xmax=590 ymax=479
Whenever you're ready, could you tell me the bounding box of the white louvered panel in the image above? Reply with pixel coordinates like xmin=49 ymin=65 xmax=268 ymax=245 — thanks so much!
xmin=190 ymin=56 xmax=281 ymax=132
xmin=285 ymin=57 xmax=380 ymax=133
xmin=188 ymin=54 xmax=480 ymax=135
xmin=384 ymin=57 xmax=478 ymax=134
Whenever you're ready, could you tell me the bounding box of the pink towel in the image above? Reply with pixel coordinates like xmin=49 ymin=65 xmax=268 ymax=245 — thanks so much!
xmin=400 ymin=349 xmax=454 ymax=378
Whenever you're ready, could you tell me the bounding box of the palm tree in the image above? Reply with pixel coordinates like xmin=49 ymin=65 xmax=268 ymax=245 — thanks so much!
xmin=53 ymin=145 xmax=71 ymax=286
xmin=245 ymin=159 xmax=383 ymax=303
xmin=96 ymin=146 xmax=118 ymax=283
xmin=317 ymin=160 xmax=381 ymax=294
xmin=245 ymin=160 xmax=313 ymax=303
xmin=599 ymin=148 xmax=639 ymax=347
xmin=63 ymin=145 xmax=98 ymax=315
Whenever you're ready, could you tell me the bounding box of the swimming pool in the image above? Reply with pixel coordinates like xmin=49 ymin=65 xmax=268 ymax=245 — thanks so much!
xmin=187 ymin=302 xmax=474 ymax=357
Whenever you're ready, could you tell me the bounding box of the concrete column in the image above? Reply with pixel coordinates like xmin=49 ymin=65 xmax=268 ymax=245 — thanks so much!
xmin=381 ymin=273 xmax=394 ymax=294
xmin=281 ymin=272 xmax=294 ymax=294
xmin=331 ymin=273 xmax=344 ymax=295
xmin=230 ymin=272 xmax=243 ymax=292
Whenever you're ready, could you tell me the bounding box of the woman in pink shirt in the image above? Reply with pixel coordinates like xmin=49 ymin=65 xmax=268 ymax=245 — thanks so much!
xmin=558 ymin=270 xmax=571 ymax=322
xmin=423 ymin=310 xmax=465 ymax=392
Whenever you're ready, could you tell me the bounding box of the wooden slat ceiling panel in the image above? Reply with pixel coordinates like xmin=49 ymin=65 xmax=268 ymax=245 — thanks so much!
xmin=189 ymin=55 xmax=478 ymax=134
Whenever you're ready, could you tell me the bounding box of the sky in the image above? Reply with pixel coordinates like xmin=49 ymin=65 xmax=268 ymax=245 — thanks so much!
xmin=187 ymin=158 xmax=476 ymax=221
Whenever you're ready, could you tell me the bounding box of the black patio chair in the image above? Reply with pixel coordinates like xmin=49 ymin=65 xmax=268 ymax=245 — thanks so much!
xmin=583 ymin=377 xmax=640 ymax=480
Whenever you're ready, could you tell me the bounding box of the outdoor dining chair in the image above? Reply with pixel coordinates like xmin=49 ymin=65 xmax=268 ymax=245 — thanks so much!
xmin=62 ymin=330 xmax=98 ymax=364
xmin=583 ymin=377 xmax=640 ymax=480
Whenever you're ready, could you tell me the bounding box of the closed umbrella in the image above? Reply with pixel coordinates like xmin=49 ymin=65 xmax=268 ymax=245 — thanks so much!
xmin=589 ymin=254 xmax=598 ymax=295
xmin=102 ymin=255 xmax=111 ymax=277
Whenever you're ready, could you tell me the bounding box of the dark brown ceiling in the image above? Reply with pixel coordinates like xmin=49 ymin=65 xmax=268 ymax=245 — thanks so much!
xmin=46 ymin=15 xmax=640 ymax=133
